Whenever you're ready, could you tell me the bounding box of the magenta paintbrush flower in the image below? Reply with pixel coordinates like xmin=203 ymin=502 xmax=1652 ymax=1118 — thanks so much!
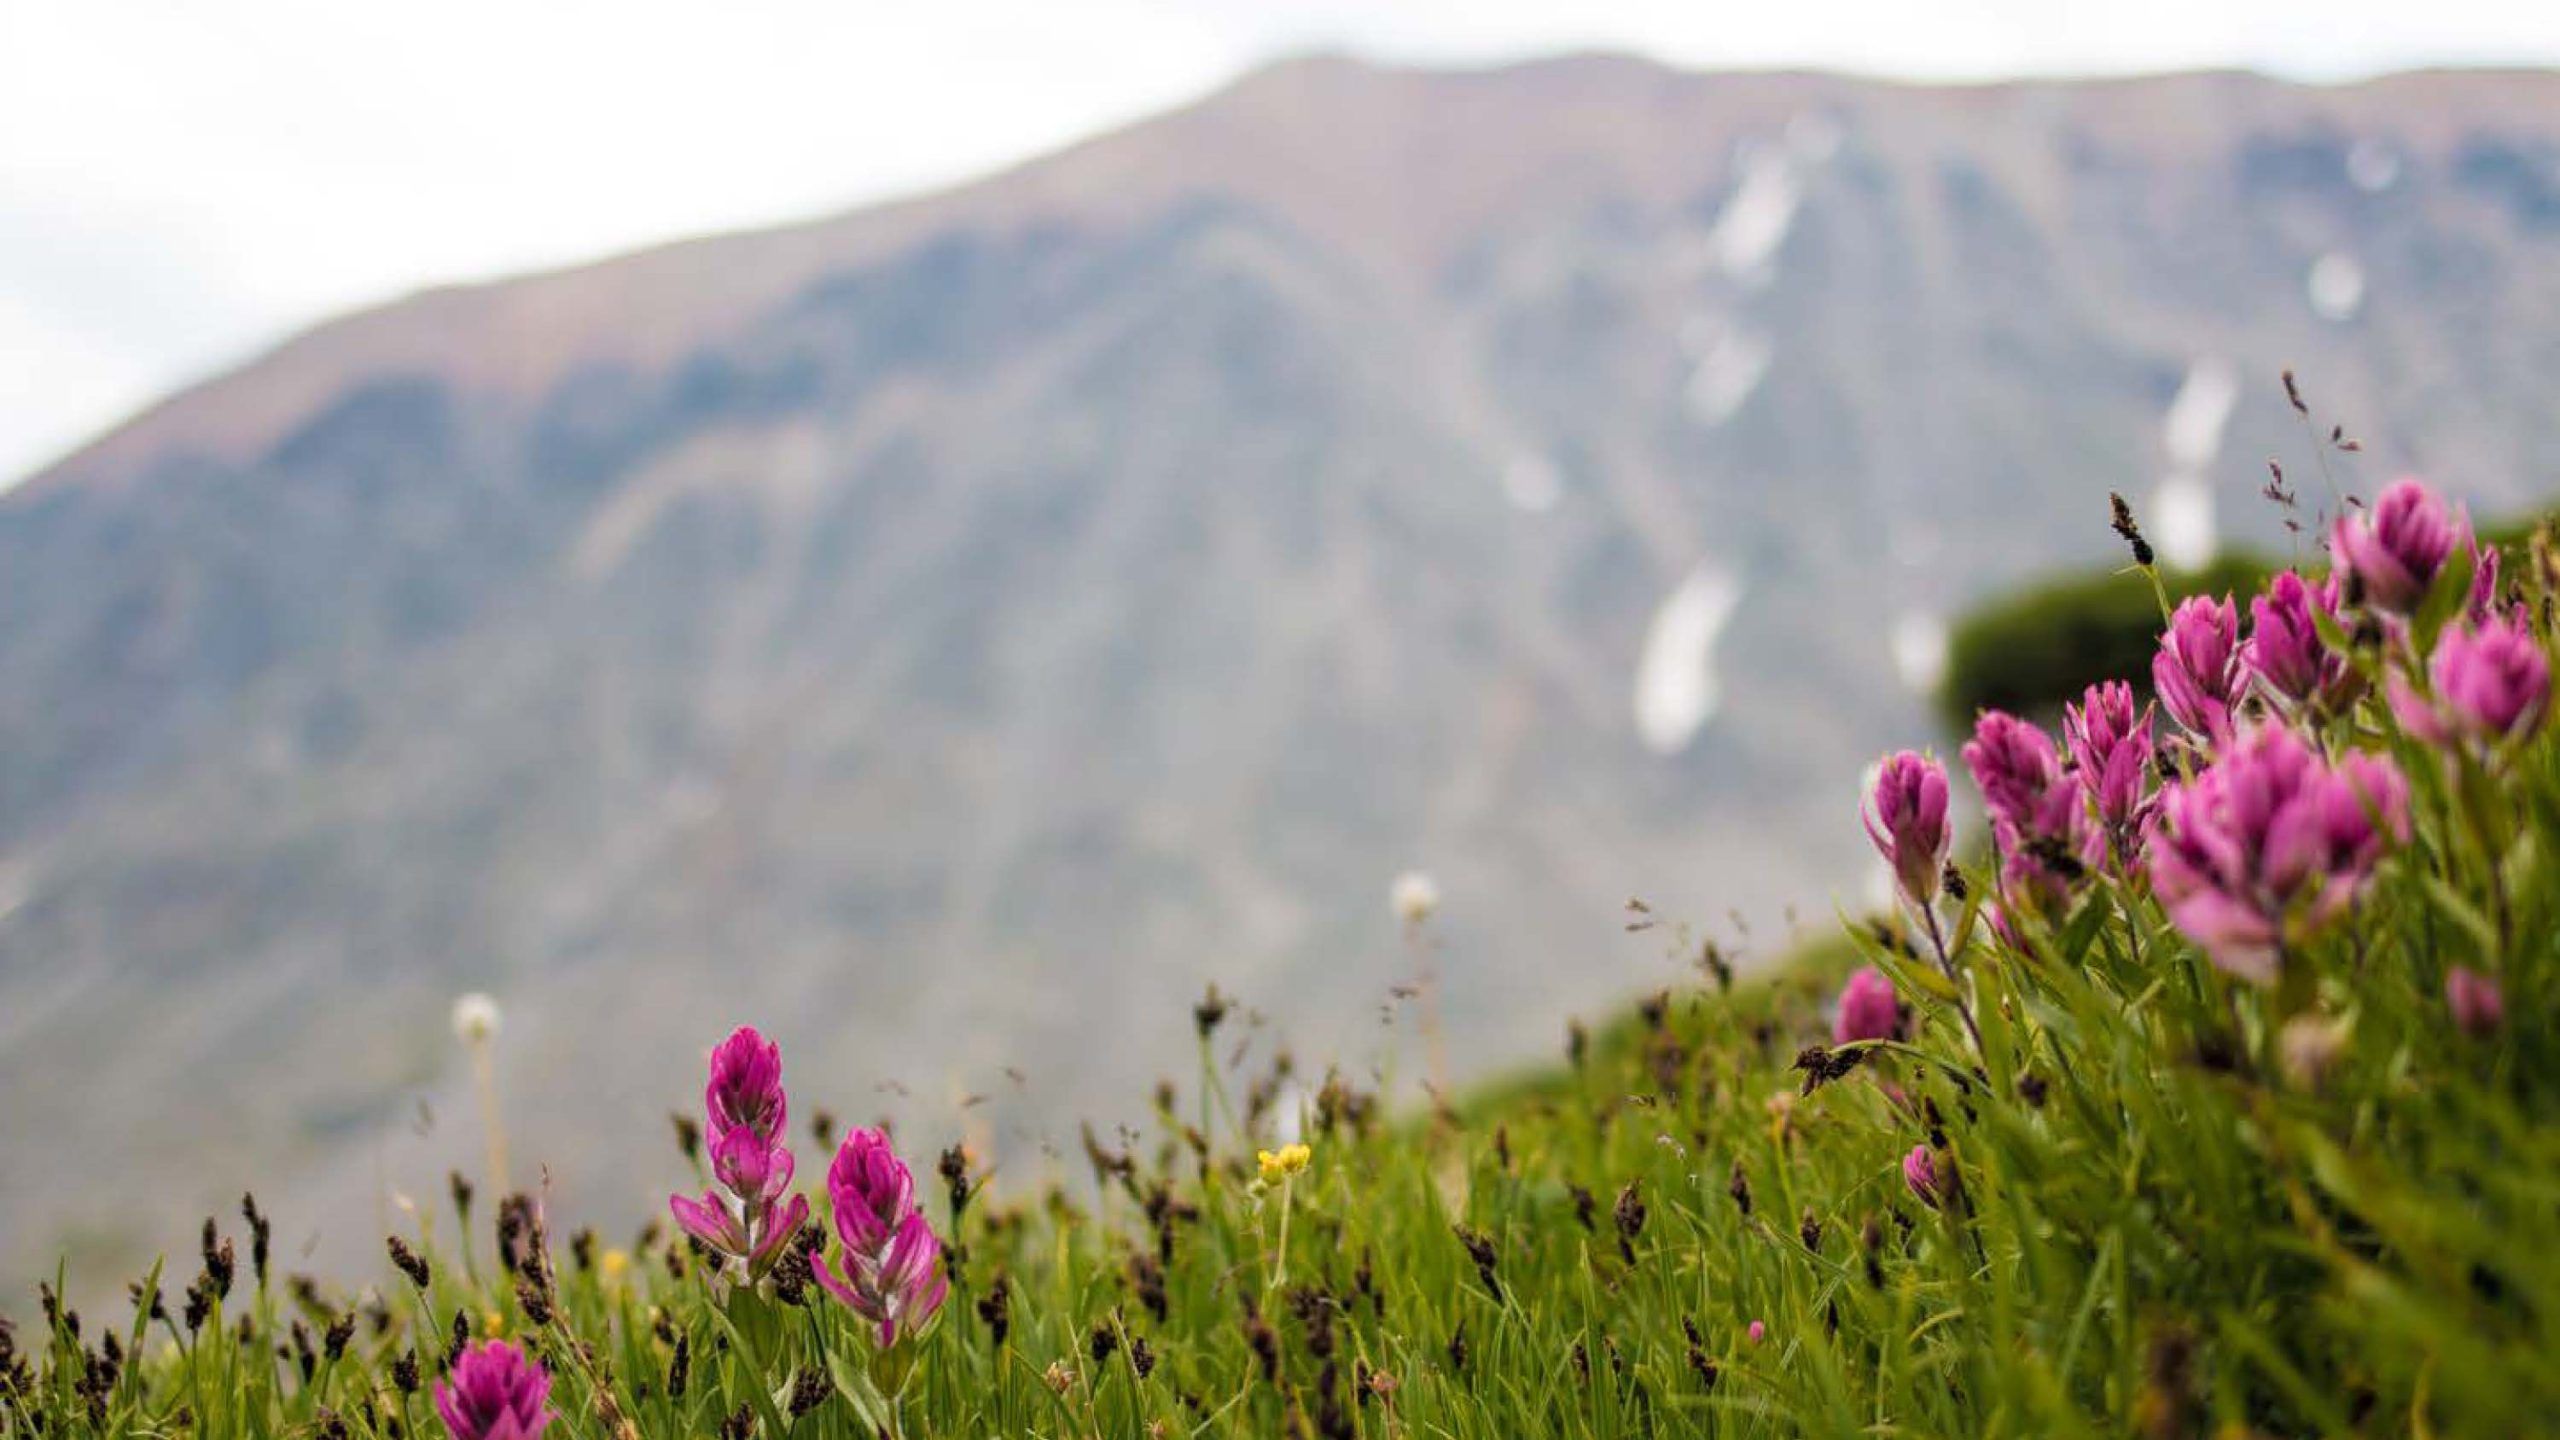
xmin=1902 ymin=1145 xmax=1944 ymax=1207
xmin=2468 ymin=541 xmax=2505 ymax=624
xmin=826 ymin=1126 xmax=919 ymax=1255
xmin=705 ymin=1025 xmax=788 ymax=1145
xmin=2153 ymin=595 xmax=2243 ymax=741
xmin=1964 ymin=710 xmax=2064 ymax=836
xmin=2146 ymin=724 xmax=2410 ymax=985
xmin=818 ymin=1127 xmax=948 ymax=1346
xmin=2331 ymin=477 xmax=2469 ymax=614
xmin=2063 ymin=681 xmax=2154 ymax=863
xmin=1831 ymin=966 xmax=1902 ymax=1046
xmin=433 ymin=1340 xmax=553 ymax=1440
xmin=2446 ymin=966 xmax=2506 ymax=1037
xmin=1862 ymin=751 xmax=1950 ymax=908
xmin=670 ymin=1026 xmax=809 ymax=1278
xmin=709 ymin=1123 xmax=797 ymax=1206
xmin=819 ymin=1211 xmax=950 ymax=1348
xmin=2245 ymin=571 xmax=2348 ymax=709
xmin=2393 ymin=613 xmax=2551 ymax=747
xmin=1963 ymin=710 xmax=2089 ymax=904
xmin=669 ymin=1154 xmax=810 ymax=1278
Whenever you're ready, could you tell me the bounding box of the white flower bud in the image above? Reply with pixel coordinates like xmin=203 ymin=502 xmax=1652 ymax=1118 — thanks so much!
xmin=1390 ymin=871 xmax=1441 ymax=926
xmin=451 ymin=991 xmax=503 ymax=1046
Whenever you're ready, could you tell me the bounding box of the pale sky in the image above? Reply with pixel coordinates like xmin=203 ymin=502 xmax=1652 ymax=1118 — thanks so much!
xmin=6 ymin=1 xmax=2559 ymax=487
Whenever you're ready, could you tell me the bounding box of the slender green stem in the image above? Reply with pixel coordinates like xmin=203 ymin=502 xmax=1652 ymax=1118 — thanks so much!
xmin=1918 ymin=901 xmax=1989 ymax=1064
xmin=1270 ymin=1178 xmax=1293 ymax=1292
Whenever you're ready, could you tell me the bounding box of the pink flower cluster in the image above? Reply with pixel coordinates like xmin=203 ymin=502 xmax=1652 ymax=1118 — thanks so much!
xmin=2146 ymin=724 xmax=2409 ymax=984
xmin=1831 ymin=966 xmax=1903 ymax=1046
xmin=2245 ymin=572 xmax=2349 ymax=709
xmin=2154 ymin=595 xmax=2243 ymax=742
xmin=1862 ymin=752 xmax=1950 ymax=910
xmin=1861 ymin=479 xmax=2543 ymax=993
xmin=2063 ymin=680 xmax=2155 ymax=865
xmin=667 ymin=1029 xmax=949 ymax=1345
xmin=816 ymin=1129 xmax=952 ymax=1347
xmin=1845 ymin=478 xmax=2541 ymax=1201
xmin=2390 ymin=611 xmax=2550 ymax=748
xmin=1962 ymin=708 xmax=2098 ymax=905
xmin=2330 ymin=478 xmax=2469 ymax=613
xmin=434 ymin=1340 xmax=553 ymax=1440
xmin=670 ymin=1027 xmax=811 ymax=1278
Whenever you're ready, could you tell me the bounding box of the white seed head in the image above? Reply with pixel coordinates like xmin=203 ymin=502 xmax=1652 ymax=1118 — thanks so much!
xmin=451 ymin=991 xmax=503 ymax=1046
xmin=1391 ymin=870 xmax=1442 ymax=926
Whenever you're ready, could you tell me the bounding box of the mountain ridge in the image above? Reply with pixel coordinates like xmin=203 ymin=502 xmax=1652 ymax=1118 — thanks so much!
xmin=29 ymin=56 xmax=2560 ymax=499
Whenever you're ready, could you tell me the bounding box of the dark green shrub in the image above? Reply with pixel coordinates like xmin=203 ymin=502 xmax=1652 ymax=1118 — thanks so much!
xmin=1939 ymin=512 xmax=2552 ymax=733
xmin=1937 ymin=554 xmax=2274 ymax=732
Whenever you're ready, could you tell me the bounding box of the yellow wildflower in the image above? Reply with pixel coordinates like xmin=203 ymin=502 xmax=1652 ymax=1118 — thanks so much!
xmin=1257 ymin=1143 xmax=1313 ymax=1183
xmin=600 ymin=1248 xmax=632 ymax=1284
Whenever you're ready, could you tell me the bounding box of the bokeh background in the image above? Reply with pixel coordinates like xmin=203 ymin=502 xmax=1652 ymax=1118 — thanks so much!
xmin=7 ymin=2 xmax=2560 ymax=1293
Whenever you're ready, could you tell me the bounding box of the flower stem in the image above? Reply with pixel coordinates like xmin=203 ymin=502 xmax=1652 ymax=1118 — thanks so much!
xmin=1918 ymin=902 xmax=1989 ymax=1064
xmin=1271 ymin=1178 xmax=1293 ymax=1292
xmin=1409 ymin=924 xmax=1450 ymax=1107
xmin=469 ymin=1038 xmax=509 ymax=1196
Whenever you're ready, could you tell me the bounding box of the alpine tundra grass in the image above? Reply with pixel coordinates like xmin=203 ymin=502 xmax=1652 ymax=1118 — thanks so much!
xmin=7 ymin=473 xmax=2560 ymax=1436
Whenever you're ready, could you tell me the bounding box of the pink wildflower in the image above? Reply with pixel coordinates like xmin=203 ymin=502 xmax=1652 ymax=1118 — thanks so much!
xmin=2330 ymin=478 xmax=2469 ymax=614
xmin=1902 ymin=1145 xmax=1945 ymax=1207
xmin=1831 ymin=966 xmax=1902 ymax=1046
xmin=2446 ymin=966 xmax=2506 ymax=1037
xmin=817 ymin=1128 xmax=949 ymax=1347
xmin=2153 ymin=595 xmax=2243 ymax=741
xmin=433 ymin=1340 xmax=553 ymax=1440
xmin=1863 ymin=751 xmax=1951 ymax=909
xmin=2146 ymin=725 xmax=2410 ymax=984
xmin=669 ymin=1027 xmax=810 ymax=1277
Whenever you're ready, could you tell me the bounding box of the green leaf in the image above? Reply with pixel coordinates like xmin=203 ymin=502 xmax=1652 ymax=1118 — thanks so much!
xmin=828 ymin=1340 xmax=895 ymax=1435
xmin=2055 ymin=891 xmax=2112 ymax=969
xmin=2417 ymin=875 xmax=2498 ymax=960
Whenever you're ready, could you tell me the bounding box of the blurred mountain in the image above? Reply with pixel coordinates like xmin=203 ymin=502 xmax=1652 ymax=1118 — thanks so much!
xmin=9 ymin=55 xmax=2560 ymax=1286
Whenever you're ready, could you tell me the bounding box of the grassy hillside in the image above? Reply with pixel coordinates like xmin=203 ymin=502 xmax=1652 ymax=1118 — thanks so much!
xmin=8 ymin=481 xmax=2560 ymax=1437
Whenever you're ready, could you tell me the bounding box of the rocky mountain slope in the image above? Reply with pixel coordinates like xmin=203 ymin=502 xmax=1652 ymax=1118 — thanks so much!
xmin=8 ymin=55 xmax=2560 ymax=1285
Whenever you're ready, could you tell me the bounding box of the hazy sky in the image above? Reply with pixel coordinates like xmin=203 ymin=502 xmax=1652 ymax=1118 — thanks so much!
xmin=6 ymin=2 xmax=2559 ymax=487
